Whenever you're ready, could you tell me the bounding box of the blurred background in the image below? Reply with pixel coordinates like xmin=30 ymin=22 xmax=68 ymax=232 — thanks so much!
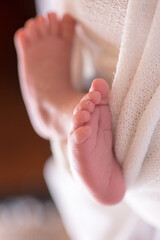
xmin=0 ymin=0 xmax=69 ymax=239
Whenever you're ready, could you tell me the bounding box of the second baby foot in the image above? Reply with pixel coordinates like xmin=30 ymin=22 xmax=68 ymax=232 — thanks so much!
xmin=14 ymin=13 xmax=77 ymax=138
xmin=68 ymin=78 xmax=126 ymax=204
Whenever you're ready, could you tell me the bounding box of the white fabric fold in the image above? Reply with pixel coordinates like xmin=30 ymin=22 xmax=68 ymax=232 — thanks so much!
xmin=36 ymin=0 xmax=160 ymax=230
xmin=110 ymin=0 xmax=160 ymax=228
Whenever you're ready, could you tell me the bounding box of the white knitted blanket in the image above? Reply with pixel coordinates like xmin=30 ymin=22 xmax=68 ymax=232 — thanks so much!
xmin=69 ymin=0 xmax=160 ymax=229
xmin=36 ymin=0 xmax=160 ymax=229
xmin=110 ymin=0 xmax=160 ymax=229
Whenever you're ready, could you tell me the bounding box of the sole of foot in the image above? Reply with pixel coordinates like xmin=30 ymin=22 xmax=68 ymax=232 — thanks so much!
xmin=68 ymin=78 xmax=126 ymax=204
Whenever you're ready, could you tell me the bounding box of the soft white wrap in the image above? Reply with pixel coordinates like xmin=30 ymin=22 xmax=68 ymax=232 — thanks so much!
xmin=36 ymin=0 xmax=160 ymax=234
xmin=62 ymin=0 xmax=160 ymax=228
xmin=110 ymin=0 xmax=160 ymax=229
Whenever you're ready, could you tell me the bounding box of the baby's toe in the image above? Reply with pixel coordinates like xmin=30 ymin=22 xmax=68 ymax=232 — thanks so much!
xmin=90 ymin=78 xmax=110 ymax=101
xmin=14 ymin=28 xmax=30 ymax=53
xmin=25 ymin=18 xmax=39 ymax=42
xmin=35 ymin=15 xmax=47 ymax=36
xmin=74 ymin=99 xmax=95 ymax=115
xmin=47 ymin=12 xmax=59 ymax=35
xmin=71 ymin=110 xmax=91 ymax=132
xmin=61 ymin=14 xmax=76 ymax=43
xmin=81 ymin=91 xmax=101 ymax=105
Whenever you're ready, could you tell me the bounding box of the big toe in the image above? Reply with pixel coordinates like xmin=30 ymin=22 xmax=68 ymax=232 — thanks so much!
xmin=14 ymin=28 xmax=29 ymax=56
xmin=90 ymin=78 xmax=110 ymax=99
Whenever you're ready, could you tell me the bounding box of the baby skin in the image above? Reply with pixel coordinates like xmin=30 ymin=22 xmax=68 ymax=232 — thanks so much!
xmin=14 ymin=13 xmax=83 ymax=139
xmin=14 ymin=13 xmax=125 ymax=205
xmin=68 ymin=78 xmax=126 ymax=204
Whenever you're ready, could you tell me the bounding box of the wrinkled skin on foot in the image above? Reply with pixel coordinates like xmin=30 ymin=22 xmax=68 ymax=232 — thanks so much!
xmin=68 ymin=78 xmax=126 ymax=205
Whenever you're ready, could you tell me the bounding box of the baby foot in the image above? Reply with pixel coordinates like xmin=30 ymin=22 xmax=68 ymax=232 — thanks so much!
xmin=68 ymin=78 xmax=126 ymax=204
xmin=14 ymin=13 xmax=78 ymax=138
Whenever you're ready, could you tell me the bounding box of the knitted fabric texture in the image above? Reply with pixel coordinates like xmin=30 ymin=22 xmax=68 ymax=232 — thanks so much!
xmin=59 ymin=0 xmax=160 ymax=229
xmin=110 ymin=0 xmax=160 ymax=229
